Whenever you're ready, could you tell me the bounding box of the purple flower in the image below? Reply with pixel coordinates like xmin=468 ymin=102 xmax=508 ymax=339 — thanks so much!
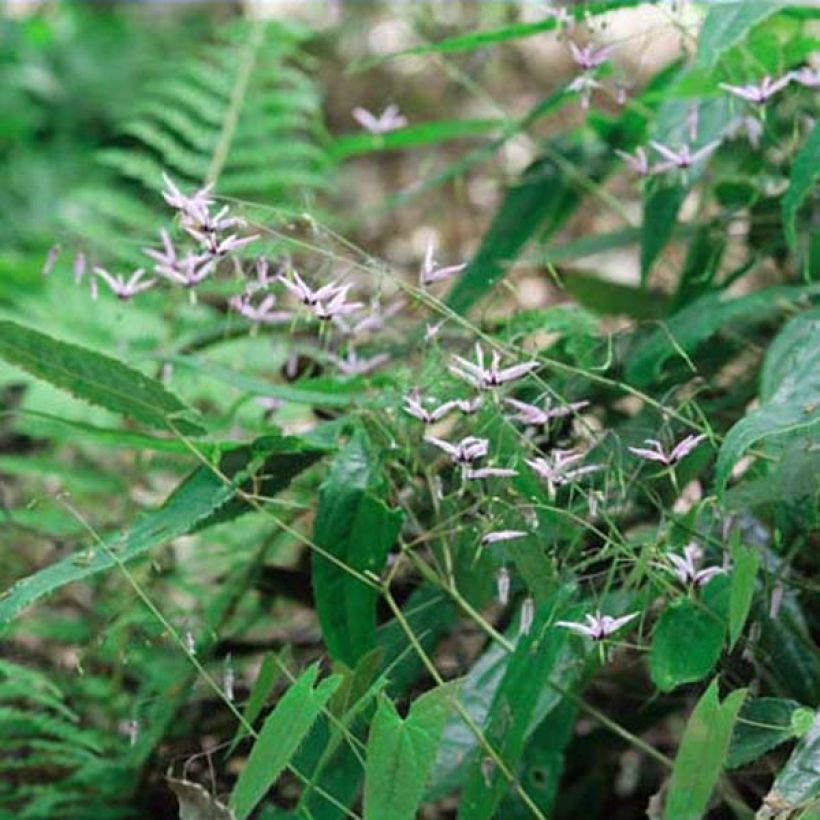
xmin=481 ymin=530 xmax=527 ymax=546
xmin=334 ymin=299 xmax=404 ymax=337
xmin=42 ymin=245 xmax=61 ymax=277
xmin=650 ymin=140 xmax=721 ymax=173
xmin=567 ymin=74 xmax=602 ymax=110
xmin=555 ymin=611 xmax=639 ymax=640
xmin=455 ymin=396 xmax=483 ymax=415
xmin=425 ymin=434 xmax=488 ymax=465
xmin=278 ymin=271 xmax=362 ymax=320
xmin=790 ymin=66 xmax=820 ymax=89
xmin=464 ymin=466 xmax=518 ymax=480
xmin=505 ymin=397 xmax=589 ymax=426
xmin=91 ymin=267 xmax=156 ymax=301
xmin=145 ymin=229 xmax=216 ymax=288
xmin=615 ymin=146 xmax=650 ymax=176
xmin=659 ymin=542 xmax=726 ymax=587
xmin=628 ymin=434 xmax=706 ymax=466
xmin=352 ymin=104 xmax=407 ymax=134
xmin=329 ymin=349 xmax=389 ymax=376
xmin=568 ymin=41 xmax=611 ymax=72
xmin=449 ymin=344 xmax=538 ymax=390
xmin=420 ymin=240 xmax=466 ymax=286
xmin=403 ymin=391 xmax=458 ymax=424
xmin=229 ymin=291 xmax=291 ymax=325
xmin=526 ymin=449 xmax=600 ymax=492
xmin=719 ymin=74 xmax=791 ymax=105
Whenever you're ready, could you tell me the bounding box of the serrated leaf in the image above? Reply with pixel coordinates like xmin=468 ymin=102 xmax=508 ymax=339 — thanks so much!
xmin=0 ymin=435 xmax=324 ymax=627
xmin=312 ymin=430 xmax=403 ymax=667
xmin=783 ymin=122 xmax=820 ymax=250
xmin=729 ymin=539 xmax=760 ymax=649
xmin=664 ymin=681 xmax=747 ymax=820
xmin=229 ymin=665 xmax=342 ymax=820
xmin=363 ymin=684 xmax=454 ymax=820
xmin=227 ymin=654 xmax=284 ymax=757
xmin=650 ymin=599 xmax=724 ymax=692
xmin=0 ymin=320 xmax=205 ymax=435
xmin=728 ymin=698 xmax=804 ymax=769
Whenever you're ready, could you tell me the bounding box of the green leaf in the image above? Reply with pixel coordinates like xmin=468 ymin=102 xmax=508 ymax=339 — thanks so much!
xmin=312 ymin=430 xmax=403 ymax=667
xmin=227 ymin=654 xmax=284 ymax=756
xmin=331 ymin=118 xmax=503 ymax=160
xmin=729 ymin=538 xmax=760 ymax=649
xmin=764 ymin=712 xmax=820 ymax=811
xmin=446 ymin=137 xmax=612 ymax=315
xmin=784 ymin=123 xmax=820 ymax=250
xmin=0 ymin=320 xmax=205 ymax=435
xmin=563 ymin=271 xmax=669 ymax=320
xmin=716 ymin=307 xmax=820 ymax=491
xmin=664 ymin=681 xmax=747 ymax=820
xmin=626 ymin=284 xmax=819 ymax=387
xmin=641 ymin=183 xmax=686 ymax=285
xmin=0 ymin=435 xmax=324 ymax=627
xmin=363 ymin=684 xmax=454 ymax=820
xmin=650 ymin=599 xmax=724 ymax=692
xmin=229 ymin=665 xmax=342 ymax=820
xmin=696 ymin=1 xmax=788 ymax=69
xmin=456 ymin=595 xmax=586 ymax=820
xmin=728 ymin=698 xmax=805 ymax=769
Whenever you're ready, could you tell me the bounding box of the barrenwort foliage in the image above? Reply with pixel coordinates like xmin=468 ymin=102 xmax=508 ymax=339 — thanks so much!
xmin=0 ymin=2 xmax=817 ymax=818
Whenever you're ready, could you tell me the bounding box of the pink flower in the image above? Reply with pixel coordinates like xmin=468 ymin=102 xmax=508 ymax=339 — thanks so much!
xmin=628 ymin=434 xmax=706 ymax=466
xmin=425 ymin=435 xmax=488 ymax=465
xmin=719 ymin=74 xmax=791 ymax=105
xmin=650 ymin=140 xmax=721 ymax=173
xmin=615 ymin=146 xmax=650 ymax=176
xmin=568 ymin=41 xmax=611 ymax=72
xmin=505 ymin=397 xmax=588 ymax=426
xmin=555 ymin=611 xmax=639 ymax=640
xmin=419 ymin=240 xmax=466 ymax=285
xmin=659 ymin=542 xmax=727 ymax=587
xmin=229 ymin=291 xmax=291 ymax=325
xmin=329 ymin=349 xmax=389 ymax=376
xmin=526 ymin=449 xmax=600 ymax=490
xmin=403 ymin=391 xmax=457 ymax=424
xmin=91 ymin=267 xmax=156 ymax=301
xmin=352 ymin=104 xmax=407 ymax=134
xmin=449 ymin=344 xmax=538 ymax=390
xmin=481 ymin=530 xmax=527 ymax=546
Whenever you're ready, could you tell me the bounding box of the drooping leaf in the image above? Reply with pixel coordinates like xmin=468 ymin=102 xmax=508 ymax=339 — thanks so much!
xmin=663 ymin=681 xmax=747 ymax=820
xmin=363 ymin=684 xmax=454 ymax=820
xmin=649 ymin=598 xmax=724 ymax=692
xmin=0 ymin=320 xmax=205 ymax=435
xmin=727 ymin=698 xmax=805 ymax=769
xmin=229 ymin=665 xmax=342 ymax=820
xmin=716 ymin=307 xmax=820 ymax=492
xmin=0 ymin=435 xmax=325 ymax=627
xmin=783 ymin=123 xmax=820 ymax=251
xmin=312 ymin=429 xmax=403 ymax=667
xmin=762 ymin=712 xmax=820 ymax=812
xmin=729 ymin=538 xmax=760 ymax=649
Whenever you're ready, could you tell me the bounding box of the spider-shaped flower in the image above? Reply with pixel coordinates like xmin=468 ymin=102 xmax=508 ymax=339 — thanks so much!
xmin=352 ymin=104 xmax=407 ymax=134
xmin=403 ymin=391 xmax=458 ymax=425
xmin=555 ymin=611 xmax=639 ymax=640
xmin=419 ymin=240 xmax=466 ymax=286
xmin=568 ymin=41 xmax=611 ymax=72
xmin=505 ymin=397 xmax=589 ymax=426
xmin=628 ymin=434 xmax=706 ymax=466
xmin=615 ymin=146 xmax=650 ymax=176
xmin=329 ymin=349 xmax=389 ymax=377
xmin=277 ymin=271 xmax=363 ymax=320
xmin=229 ymin=291 xmax=291 ymax=325
xmin=659 ymin=542 xmax=727 ymax=587
xmin=425 ymin=435 xmax=489 ymax=465
xmin=650 ymin=140 xmax=721 ymax=173
xmin=91 ymin=267 xmax=156 ymax=301
xmin=719 ymin=74 xmax=791 ymax=105
xmin=526 ymin=449 xmax=600 ymax=488
xmin=449 ymin=344 xmax=538 ymax=390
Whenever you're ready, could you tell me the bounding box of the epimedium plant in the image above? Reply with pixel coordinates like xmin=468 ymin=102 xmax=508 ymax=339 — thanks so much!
xmin=0 ymin=1 xmax=818 ymax=819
